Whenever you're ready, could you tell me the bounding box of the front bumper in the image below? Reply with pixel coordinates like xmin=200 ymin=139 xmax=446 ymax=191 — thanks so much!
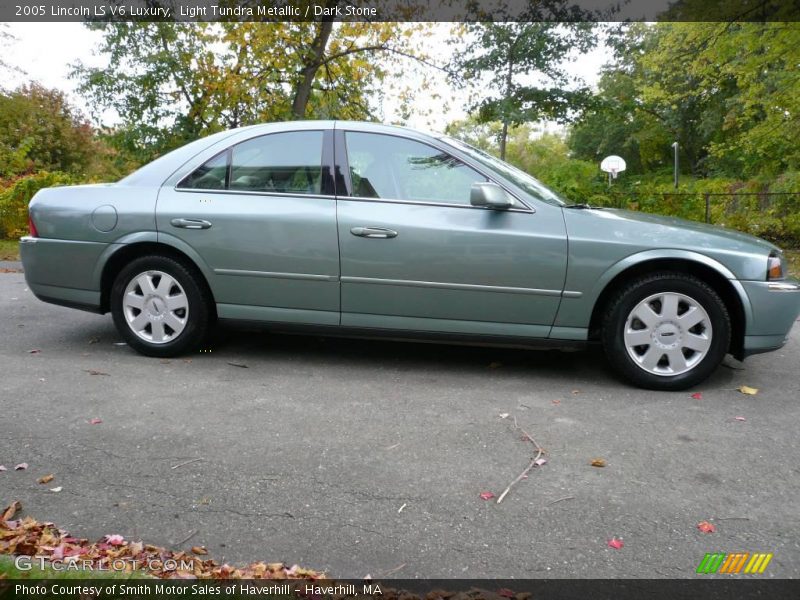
xmin=740 ymin=278 xmax=800 ymax=357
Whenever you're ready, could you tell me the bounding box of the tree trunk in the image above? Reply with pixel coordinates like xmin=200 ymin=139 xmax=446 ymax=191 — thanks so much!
xmin=500 ymin=120 xmax=508 ymax=160
xmin=291 ymin=13 xmax=335 ymax=119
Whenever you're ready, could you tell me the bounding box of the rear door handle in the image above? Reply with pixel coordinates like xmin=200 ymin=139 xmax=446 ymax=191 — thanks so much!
xmin=350 ymin=226 xmax=398 ymax=239
xmin=171 ymin=218 xmax=212 ymax=230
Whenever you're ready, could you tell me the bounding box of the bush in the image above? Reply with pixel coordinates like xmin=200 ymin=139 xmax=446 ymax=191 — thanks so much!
xmin=0 ymin=171 xmax=78 ymax=239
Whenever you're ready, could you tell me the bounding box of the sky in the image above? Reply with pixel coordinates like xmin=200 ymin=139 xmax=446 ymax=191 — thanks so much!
xmin=2 ymin=22 xmax=610 ymax=133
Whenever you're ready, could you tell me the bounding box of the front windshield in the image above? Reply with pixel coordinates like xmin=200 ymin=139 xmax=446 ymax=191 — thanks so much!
xmin=443 ymin=136 xmax=567 ymax=207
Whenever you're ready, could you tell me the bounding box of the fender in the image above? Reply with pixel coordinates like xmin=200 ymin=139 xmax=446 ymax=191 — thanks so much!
xmin=553 ymin=248 xmax=754 ymax=334
xmin=90 ymin=231 xmax=217 ymax=295
xmin=587 ymin=249 xmax=753 ymax=327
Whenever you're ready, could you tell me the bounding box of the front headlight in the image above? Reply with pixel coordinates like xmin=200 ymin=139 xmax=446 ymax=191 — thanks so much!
xmin=767 ymin=253 xmax=785 ymax=280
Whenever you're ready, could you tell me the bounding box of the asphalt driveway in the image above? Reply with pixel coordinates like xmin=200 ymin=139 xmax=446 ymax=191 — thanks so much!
xmin=1 ymin=267 xmax=799 ymax=578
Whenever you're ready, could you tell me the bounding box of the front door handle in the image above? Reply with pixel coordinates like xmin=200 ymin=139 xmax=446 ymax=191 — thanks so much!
xmin=171 ymin=218 xmax=212 ymax=230
xmin=350 ymin=226 xmax=398 ymax=239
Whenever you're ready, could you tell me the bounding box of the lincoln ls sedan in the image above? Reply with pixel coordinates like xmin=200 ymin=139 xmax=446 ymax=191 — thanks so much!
xmin=20 ymin=121 xmax=800 ymax=390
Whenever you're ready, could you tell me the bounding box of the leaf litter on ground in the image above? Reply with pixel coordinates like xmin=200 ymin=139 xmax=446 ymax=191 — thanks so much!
xmin=0 ymin=501 xmax=323 ymax=579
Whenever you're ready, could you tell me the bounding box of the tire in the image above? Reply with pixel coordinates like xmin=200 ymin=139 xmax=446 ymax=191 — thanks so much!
xmin=601 ymin=272 xmax=731 ymax=391
xmin=110 ymin=255 xmax=211 ymax=358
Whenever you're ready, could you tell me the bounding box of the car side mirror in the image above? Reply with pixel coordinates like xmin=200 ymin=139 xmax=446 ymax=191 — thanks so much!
xmin=470 ymin=182 xmax=515 ymax=210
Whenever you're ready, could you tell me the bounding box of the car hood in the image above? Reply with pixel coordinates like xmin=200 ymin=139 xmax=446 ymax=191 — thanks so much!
xmin=573 ymin=207 xmax=780 ymax=254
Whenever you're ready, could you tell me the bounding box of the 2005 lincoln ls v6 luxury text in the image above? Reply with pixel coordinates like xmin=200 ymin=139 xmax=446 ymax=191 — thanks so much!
xmin=19 ymin=121 xmax=800 ymax=390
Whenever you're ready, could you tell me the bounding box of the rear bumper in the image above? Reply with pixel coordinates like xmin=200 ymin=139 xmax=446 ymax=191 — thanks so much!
xmin=20 ymin=236 xmax=104 ymax=313
xmin=740 ymin=279 xmax=800 ymax=358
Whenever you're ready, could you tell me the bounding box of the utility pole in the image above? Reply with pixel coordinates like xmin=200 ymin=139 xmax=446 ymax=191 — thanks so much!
xmin=671 ymin=142 xmax=679 ymax=189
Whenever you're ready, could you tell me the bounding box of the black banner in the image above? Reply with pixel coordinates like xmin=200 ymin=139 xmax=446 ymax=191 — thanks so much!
xmin=2 ymin=579 xmax=800 ymax=600
xmin=3 ymin=0 xmax=800 ymax=23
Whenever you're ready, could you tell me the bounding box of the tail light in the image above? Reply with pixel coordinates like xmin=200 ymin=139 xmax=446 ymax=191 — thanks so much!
xmin=28 ymin=214 xmax=39 ymax=238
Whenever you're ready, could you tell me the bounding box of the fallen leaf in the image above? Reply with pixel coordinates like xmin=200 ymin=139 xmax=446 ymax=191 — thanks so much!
xmin=88 ymin=418 xmax=102 ymax=425
xmin=534 ymin=457 xmax=548 ymax=467
xmin=15 ymin=463 xmax=28 ymax=471
xmin=489 ymin=362 xmax=502 ymax=368
xmin=571 ymin=389 xmax=580 ymax=395
xmin=590 ymin=458 xmax=607 ymax=468
xmin=227 ymin=362 xmax=248 ymax=369
xmin=191 ymin=546 xmax=208 ymax=555
xmin=28 ymin=349 xmax=41 ymax=354
xmin=105 ymin=534 xmax=124 ymax=546
xmin=479 ymin=491 xmax=495 ymax=501
xmin=551 ymin=399 xmax=561 ymax=405
xmin=84 ymin=369 xmax=110 ymax=376
xmin=50 ymin=487 xmax=62 ymax=493
xmin=607 ymin=537 xmax=624 ymax=549
xmin=697 ymin=521 xmax=716 ymax=533
xmin=691 ymin=392 xmax=703 ymax=400
xmin=498 ymin=412 xmax=509 ymax=419
xmin=38 ymin=474 xmax=54 ymax=484
xmin=734 ymin=416 xmax=747 ymax=422
xmin=2 ymin=500 xmax=21 ymax=520
xmin=738 ymin=386 xmax=758 ymax=395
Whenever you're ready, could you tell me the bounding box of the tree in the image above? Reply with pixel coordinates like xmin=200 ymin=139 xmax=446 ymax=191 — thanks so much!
xmin=450 ymin=14 xmax=596 ymax=159
xmin=569 ymin=22 xmax=800 ymax=179
xmin=72 ymin=17 xmax=434 ymax=163
xmin=0 ymin=83 xmax=114 ymax=179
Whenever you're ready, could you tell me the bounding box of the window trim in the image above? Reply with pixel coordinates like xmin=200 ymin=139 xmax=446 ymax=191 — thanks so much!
xmin=338 ymin=129 xmax=534 ymax=214
xmin=174 ymin=129 xmax=333 ymax=199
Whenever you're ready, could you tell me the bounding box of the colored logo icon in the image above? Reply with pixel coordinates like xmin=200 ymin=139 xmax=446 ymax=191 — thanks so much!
xmin=696 ymin=552 xmax=773 ymax=574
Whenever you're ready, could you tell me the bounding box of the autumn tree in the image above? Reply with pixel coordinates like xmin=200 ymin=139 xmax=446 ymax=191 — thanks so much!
xmin=72 ymin=17 xmax=434 ymax=162
xmin=0 ymin=83 xmax=114 ymax=179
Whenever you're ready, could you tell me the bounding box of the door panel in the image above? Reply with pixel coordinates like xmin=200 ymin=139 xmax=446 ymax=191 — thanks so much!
xmin=337 ymin=199 xmax=568 ymax=337
xmin=157 ymin=130 xmax=340 ymax=325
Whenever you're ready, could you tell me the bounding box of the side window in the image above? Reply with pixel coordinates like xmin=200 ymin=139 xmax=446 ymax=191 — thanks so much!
xmin=178 ymin=152 xmax=227 ymax=190
xmin=230 ymin=131 xmax=323 ymax=194
xmin=345 ymin=132 xmax=486 ymax=205
xmin=178 ymin=131 xmax=324 ymax=195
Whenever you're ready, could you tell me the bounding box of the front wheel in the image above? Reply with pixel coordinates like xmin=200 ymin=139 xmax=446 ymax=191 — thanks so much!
xmin=601 ymin=273 xmax=731 ymax=390
xmin=111 ymin=255 xmax=211 ymax=357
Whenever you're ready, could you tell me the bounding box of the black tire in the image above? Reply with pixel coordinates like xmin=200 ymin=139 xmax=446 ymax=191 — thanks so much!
xmin=601 ymin=272 xmax=731 ymax=391
xmin=110 ymin=255 xmax=211 ymax=358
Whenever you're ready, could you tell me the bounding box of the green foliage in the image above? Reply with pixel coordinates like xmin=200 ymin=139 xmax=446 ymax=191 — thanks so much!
xmin=569 ymin=22 xmax=800 ymax=179
xmin=0 ymin=84 xmax=117 ymax=179
xmin=449 ymin=19 xmax=597 ymax=157
xmin=72 ymin=21 xmax=421 ymax=163
xmin=0 ymin=171 xmax=79 ymax=239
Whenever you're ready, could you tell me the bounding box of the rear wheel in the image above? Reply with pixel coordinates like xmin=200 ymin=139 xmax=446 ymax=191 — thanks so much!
xmin=111 ymin=255 xmax=210 ymax=357
xmin=601 ymin=272 xmax=731 ymax=390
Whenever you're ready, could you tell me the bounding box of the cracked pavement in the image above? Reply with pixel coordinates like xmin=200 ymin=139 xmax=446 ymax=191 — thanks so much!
xmin=1 ymin=268 xmax=799 ymax=578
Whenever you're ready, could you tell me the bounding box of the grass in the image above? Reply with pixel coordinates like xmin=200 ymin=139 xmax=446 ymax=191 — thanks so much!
xmin=0 ymin=555 xmax=150 ymax=580
xmin=0 ymin=238 xmax=19 ymax=261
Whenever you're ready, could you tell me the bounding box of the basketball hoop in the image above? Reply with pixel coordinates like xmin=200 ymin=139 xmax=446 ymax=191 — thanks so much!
xmin=601 ymin=155 xmax=626 ymax=186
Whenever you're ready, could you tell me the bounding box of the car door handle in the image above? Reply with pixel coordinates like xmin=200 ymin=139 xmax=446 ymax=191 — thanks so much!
xmin=350 ymin=226 xmax=398 ymax=239
xmin=171 ymin=218 xmax=212 ymax=230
